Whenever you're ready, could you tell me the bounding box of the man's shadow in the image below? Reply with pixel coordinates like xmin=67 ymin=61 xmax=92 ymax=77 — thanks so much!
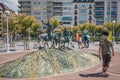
xmin=79 ymin=72 xmax=103 ymax=77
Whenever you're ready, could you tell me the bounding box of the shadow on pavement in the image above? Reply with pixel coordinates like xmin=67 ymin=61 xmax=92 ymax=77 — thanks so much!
xmin=79 ymin=72 xmax=103 ymax=77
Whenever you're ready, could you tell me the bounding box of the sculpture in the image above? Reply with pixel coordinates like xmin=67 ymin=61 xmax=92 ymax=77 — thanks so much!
xmin=41 ymin=19 xmax=52 ymax=40
xmin=41 ymin=19 xmax=73 ymax=49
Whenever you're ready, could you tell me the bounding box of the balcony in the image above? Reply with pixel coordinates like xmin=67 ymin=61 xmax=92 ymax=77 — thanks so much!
xmin=53 ymin=4 xmax=62 ymax=7
xmin=47 ymin=4 xmax=53 ymax=7
xmin=95 ymin=2 xmax=104 ymax=7
xmin=94 ymin=14 xmax=104 ymax=18
xmin=111 ymin=15 xmax=117 ymax=18
xmin=96 ymin=18 xmax=104 ymax=21
xmin=53 ymin=9 xmax=62 ymax=12
xmin=18 ymin=5 xmax=31 ymax=8
xmin=53 ymin=12 xmax=62 ymax=16
xmin=95 ymin=9 xmax=104 ymax=12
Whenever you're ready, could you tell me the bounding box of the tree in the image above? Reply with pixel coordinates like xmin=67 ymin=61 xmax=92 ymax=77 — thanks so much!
xmin=72 ymin=26 xmax=78 ymax=34
xmin=78 ymin=24 xmax=86 ymax=33
xmin=114 ymin=23 xmax=120 ymax=44
xmin=50 ymin=17 xmax=59 ymax=32
xmin=31 ymin=22 xmax=40 ymax=39
xmin=8 ymin=17 xmax=18 ymax=47
xmin=87 ymin=23 xmax=96 ymax=34
xmin=18 ymin=14 xmax=36 ymax=50
xmin=96 ymin=26 xmax=104 ymax=37
xmin=104 ymin=22 xmax=120 ymax=44
xmin=104 ymin=22 xmax=112 ymax=30
xmin=3 ymin=16 xmax=18 ymax=47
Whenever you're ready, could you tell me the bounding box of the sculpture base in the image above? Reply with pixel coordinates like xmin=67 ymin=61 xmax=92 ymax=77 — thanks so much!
xmin=0 ymin=48 xmax=100 ymax=78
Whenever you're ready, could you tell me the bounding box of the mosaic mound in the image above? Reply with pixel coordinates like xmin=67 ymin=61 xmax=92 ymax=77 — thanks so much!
xmin=0 ymin=48 xmax=100 ymax=78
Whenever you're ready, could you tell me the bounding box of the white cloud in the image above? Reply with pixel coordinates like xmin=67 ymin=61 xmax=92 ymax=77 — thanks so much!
xmin=0 ymin=0 xmax=18 ymax=13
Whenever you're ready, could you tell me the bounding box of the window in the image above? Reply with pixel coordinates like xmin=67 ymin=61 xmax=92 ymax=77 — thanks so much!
xmin=63 ymin=2 xmax=71 ymax=5
xmin=95 ymin=8 xmax=104 ymax=10
xmin=96 ymin=18 xmax=104 ymax=21
xmin=63 ymin=7 xmax=67 ymax=10
xmin=111 ymin=7 xmax=117 ymax=11
xmin=79 ymin=21 xmax=87 ymax=24
xmin=79 ymin=10 xmax=87 ymax=13
xmin=95 ymin=12 xmax=104 ymax=15
xmin=96 ymin=21 xmax=104 ymax=25
xmin=38 ymin=2 xmax=40 ymax=5
xmin=111 ymin=12 xmax=117 ymax=15
xmin=62 ymin=17 xmax=72 ymax=21
xmin=34 ymin=2 xmax=36 ymax=5
xmin=79 ymin=16 xmax=88 ymax=20
xmin=62 ymin=22 xmax=71 ymax=24
xmin=79 ymin=4 xmax=89 ymax=8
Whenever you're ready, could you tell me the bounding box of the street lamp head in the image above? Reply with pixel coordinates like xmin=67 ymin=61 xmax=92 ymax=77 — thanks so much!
xmin=5 ymin=10 xmax=10 ymax=17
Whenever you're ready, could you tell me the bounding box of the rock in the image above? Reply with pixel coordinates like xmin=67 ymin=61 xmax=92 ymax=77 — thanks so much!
xmin=0 ymin=48 xmax=100 ymax=78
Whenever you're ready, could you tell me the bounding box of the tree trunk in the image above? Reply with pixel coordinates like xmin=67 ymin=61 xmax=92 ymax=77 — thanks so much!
xmin=24 ymin=37 xmax=26 ymax=50
xmin=116 ymin=33 xmax=119 ymax=44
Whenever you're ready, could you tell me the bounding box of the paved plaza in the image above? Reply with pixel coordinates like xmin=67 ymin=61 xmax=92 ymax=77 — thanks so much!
xmin=0 ymin=41 xmax=120 ymax=80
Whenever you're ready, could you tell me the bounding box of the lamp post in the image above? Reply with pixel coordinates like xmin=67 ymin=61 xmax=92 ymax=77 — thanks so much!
xmin=112 ymin=20 xmax=116 ymax=43
xmin=5 ymin=10 xmax=10 ymax=52
xmin=70 ymin=26 xmax=72 ymax=42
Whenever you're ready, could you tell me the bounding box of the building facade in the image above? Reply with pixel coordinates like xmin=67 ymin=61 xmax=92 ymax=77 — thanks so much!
xmin=0 ymin=3 xmax=17 ymax=39
xmin=18 ymin=0 xmax=73 ymax=28
xmin=94 ymin=0 xmax=118 ymax=25
xmin=73 ymin=0 xmax=95 ymax=26
xmin=18 ymin=0 xmax=120 ymax=26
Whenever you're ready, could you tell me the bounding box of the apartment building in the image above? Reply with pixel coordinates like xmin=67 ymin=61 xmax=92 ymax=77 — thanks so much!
xmin=0 ymin=3 xmax=17 ymax=39
xmin=18 ymin=0 xmax=73 ymax=27
xmin=0 ymin=3 xmax=4 ymax=38
xmin=95 ymin=0 xmax=119 ymax=25
xmin=73 ymin=0 xmax=95 ymax=26
xmin=52 ymin=0 xmax=73 ymax=26
xmin=18 ymin=0 xmax=120 ymax=26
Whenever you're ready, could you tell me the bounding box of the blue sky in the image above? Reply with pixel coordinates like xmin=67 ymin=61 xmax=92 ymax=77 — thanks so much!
xmin=0 ymin=0 xmax=18 ymax=13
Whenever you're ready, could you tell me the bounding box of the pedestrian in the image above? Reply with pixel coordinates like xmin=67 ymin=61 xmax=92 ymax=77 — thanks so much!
xmin=83 ymin=34 xmax=88 ymax=48
xmin=86 ymin=34 xmax=90 ymax=48
xmin=78 ymin=34 xmax=83 ymax=48
xmin=98 ymin=31 xmax=115 ymax=77
xmin=76 ymin=33 xmax=79 ymax=42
